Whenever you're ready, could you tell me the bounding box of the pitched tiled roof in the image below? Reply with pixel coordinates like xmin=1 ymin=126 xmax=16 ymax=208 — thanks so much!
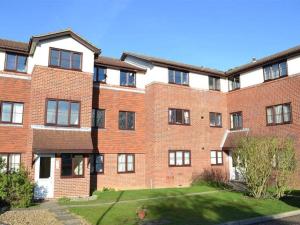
xmin=226 ymin=45 xmax=300 ymax=75
xmin=222 ymin=130 xmax=249 ymax=149
xmin=0 ymin=38 xmax=28 ymax=53
xmin=32 ymin=129 xmax=94 ymax=153
xmin=121 ymin=52 xmax=225 ymax=77
xmin=95 ymin=56 xmax=146 ymax=73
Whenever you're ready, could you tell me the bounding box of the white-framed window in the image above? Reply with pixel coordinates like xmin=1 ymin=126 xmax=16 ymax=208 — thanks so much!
xmin=210 ymin=151 xmax=223 ymax=165
xmin=169 ymin=150 xmax=191 ymax=167
xmin=118 ymin=154 xmax=135 ymax=173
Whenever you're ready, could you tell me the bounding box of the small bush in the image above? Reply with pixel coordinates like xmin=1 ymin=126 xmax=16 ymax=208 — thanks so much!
xmin=0 ymin=166 xmax=34 ymax=208
xmin=58 ymin=197 xmax=71 ymax=204
xmin=102 ymin=187 xmax=115 ymax=192
xmin=192 ymin=168 xmax=230 ymax=189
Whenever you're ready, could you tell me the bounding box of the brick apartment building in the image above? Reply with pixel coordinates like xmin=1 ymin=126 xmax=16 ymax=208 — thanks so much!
xmin=0 ymin=29 xmax=299 ymax=198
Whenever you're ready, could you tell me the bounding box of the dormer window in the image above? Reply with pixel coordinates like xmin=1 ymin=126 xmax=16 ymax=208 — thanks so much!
xmin=94 ymin=66 xmax=106 ymax=83
xmin=5 ymin=53 xmax=27 ymax=73
xmin=49 ymin=48 xmax=82 ymax=71
xmin=168 ymin=69 xmax=189 ymax=86
xmin=228 ymin=74 xmax=240 ymax=91
xmin=120 ymin=70 xmax=136 ymax=87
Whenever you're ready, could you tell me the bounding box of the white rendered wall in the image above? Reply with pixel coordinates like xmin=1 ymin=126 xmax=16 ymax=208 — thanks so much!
xmin=287 ymin=55 xmax=300 ymax=75
xmin=28 ymin=36 xmax=95 ymax=74
xmin=0 ymin=51 xmax=5 ymax=71
xmin=240 ymin=68 xmax=264 ymax=88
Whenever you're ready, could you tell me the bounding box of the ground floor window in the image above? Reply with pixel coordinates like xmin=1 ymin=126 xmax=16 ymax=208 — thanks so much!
xmin=210 ymin=150 xmax=223 ymax=165
xmin=90 ymin=154 xmax=104 ymax=174
xmin=169 ymin=150 xmax=191 ymax=167
xmin=61 ymin=154 xmax=84 ymax=177
xmin=118 ymin=154 xmax=135 ymax=173
xmin=0 ymin=153 xmax=21 ymax=172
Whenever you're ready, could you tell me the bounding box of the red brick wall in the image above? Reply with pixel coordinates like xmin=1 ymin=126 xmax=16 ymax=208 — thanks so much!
xmin=145 ymin=82 xmax=229 ymax=188
xmin=54 ymin=155 xmax=90 ymax=198
xmin=227 ymin=75 xmax=300 ymax=187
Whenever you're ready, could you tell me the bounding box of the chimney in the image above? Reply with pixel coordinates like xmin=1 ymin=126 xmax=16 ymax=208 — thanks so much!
xmin=252 ymin=57 xmax=257 ymax=63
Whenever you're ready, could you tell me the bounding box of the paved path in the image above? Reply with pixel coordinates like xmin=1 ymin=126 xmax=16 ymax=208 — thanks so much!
xmin=66 ymin=190 xmax=221 ymax=208
xmin=254 ymin=215 xmax=300 ymax=225
xmin=39 ymin=201 xmax=86 ymax=225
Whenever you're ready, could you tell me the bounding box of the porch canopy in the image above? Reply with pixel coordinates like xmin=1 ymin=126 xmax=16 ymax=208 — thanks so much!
xmin=223 ymin=130 xmax=249 ymax=150
xmin=32 ymin=129 xmax=94 ymax=153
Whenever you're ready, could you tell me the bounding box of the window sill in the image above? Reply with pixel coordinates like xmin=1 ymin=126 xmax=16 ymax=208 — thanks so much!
xmin=168 ymin=82 xmax=190 ymax=87
xmin=264 ymin=75 xmax=287 ymax=83
xmin=45 ymin=124 xmax=80 ymax=128
xmin=60 ymin=175 xmax=85 ymax=179
xmin=168 ymin=123 xmax=191 ymax=126
xmin=117 ymin=171 xmax=135 ymax=174
xmin=48 ymin=65 xmax=82 ymax=72
xmin=0 ymin=123 xmax=23 ymax=127
xmin=228 ymin=88 xmax=240 ymax=92
xmin=210 ymin=125 xmax=222 ymax=128
xmin=169 ymin=165 xmax=191 ymax=167
xmin=211 ymin=164 xmax=223 ymax=166
xmin=4 ymin=69 xmax=28 ymax=74
xmin=266 ymin=122 xmax=292 ymax=126
xmin=209 ymin=89 xmax=221 ymax=92
xmin=120 ymin=85 xmax=136 ymax=88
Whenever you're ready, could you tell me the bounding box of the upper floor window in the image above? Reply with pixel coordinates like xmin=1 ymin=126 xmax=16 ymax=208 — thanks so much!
xmin=266 ymin=103 xmax=291 ymax=125
xmin=92 ymin=108 xmax=105 ymax=128
xmin=120 ymin=71 xmax=136 ymax=87
xmin=230 ymin=111 xmax=243 ymax=130
xmin=228 ymin=74 xmax=240 ymax=91
xmin=46 ymin=99 xmax=80 ymax=127
xmin=119 ymin=111 xmax=135 ymax=130
xmin=169 ymin=108 xmax=190 ymax=125
xmin=0 ymin=153 xmax=21 ymax=173
xmin=118 ymin=154 xmax=135 ymax=173
xmin=49 ymin=48 xmax=82 ymax=70
xmin=169 ymin=150 xmax=191 ymax=167
xmin=94 ymin=67 xmax=106 ymax=83
xmin=209 ymin=112 xmax=222 ymax=127
xmin=0 ymin=101 xmax=24 ymax=124
xmin=209 ymin=76 xmax=220 ymax=91
xmin=168 ymin=69 xmax=189 ymax=86
xmin=5 ymin=53 xmax=27 ymax=73
xmin=263 ymin=61 xmax=287 ymax=81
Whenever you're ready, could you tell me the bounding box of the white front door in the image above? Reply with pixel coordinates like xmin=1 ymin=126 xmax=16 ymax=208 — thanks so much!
xmin=34 ymin=154 xmax=55 ymax=199
xmin=228 ymin=150 xmax=244 ymax=181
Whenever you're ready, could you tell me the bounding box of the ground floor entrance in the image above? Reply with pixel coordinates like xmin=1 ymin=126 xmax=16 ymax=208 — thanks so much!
xmin=228 ymin=150 xmax=244 ymax=181
xmin=34 ymin=154 xmax=55 ymax=199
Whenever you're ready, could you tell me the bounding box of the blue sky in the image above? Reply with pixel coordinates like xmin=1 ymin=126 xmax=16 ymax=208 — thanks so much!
xmin=0 ymin=0 xmax=300 ymax=71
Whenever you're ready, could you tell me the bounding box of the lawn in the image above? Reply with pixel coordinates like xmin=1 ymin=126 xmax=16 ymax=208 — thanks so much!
xmin=61 ymin=185 xmax=300 ymax=225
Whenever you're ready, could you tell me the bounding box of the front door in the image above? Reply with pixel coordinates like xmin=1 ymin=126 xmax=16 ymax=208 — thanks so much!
xmin=34 ymin=154 xmax=55 ymax=199
xmin=228 ymin=151 xmax=243 ymax=181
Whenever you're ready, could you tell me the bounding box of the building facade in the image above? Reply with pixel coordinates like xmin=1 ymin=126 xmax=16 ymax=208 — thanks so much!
xmin=0 ymin=30 xmax=299 ymax=198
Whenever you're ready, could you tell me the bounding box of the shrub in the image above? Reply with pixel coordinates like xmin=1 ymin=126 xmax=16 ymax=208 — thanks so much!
xmin=192 ymin=168 xmax=230 ymax=189
xmin=234 ymin=136 xmax=296 ymax=199
xmin=0 ymin=166 xmax=34 ymax=208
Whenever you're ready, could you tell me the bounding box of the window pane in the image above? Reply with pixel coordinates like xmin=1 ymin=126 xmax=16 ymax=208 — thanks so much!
xmin=176 ymin=109 xmax=183 ymax=124
xmin=96 ymin=67 xmax=106 ymax=82
xmin=93 ymin=67 xmax=97 ymax=82
xmin=0 ymin=154 xmax=8 ymax=172
xmin=72 ymin=53 xmax=81 ymax=70
xmin=264 ymin=67 xmax=271 ymax=80
xmin=216 ymin=114 xmax=222 ymax=126
xmin=279 ymin=62 xmax=287 ymax=77
xmin=169 ymin=109 xmax=176 ymax=123
xmin=73 ymin=155 xmax=83 ymax=176
xmin=168 ymin=70 xmax=174 ymax=83
xmin=12 ymin=103 xmax=23 ymax=123
xmin=118 ymin=154 xmax=126 ymax=172
xmin=184 ymin=111 xmax=190 ymax=124
xmin=120 ymin=71 xmax=127 ymax=86
xmin=50 ymin=49 xmax=60 ymax=66
xmin=95 ymin=155 xmax=104 ymax=173
xmin=267 ymin=107 xmax=273 ymax=124
xmin=272 ymin=64 xmax=280 ymax=78
xmin=274 ymin=105 xmax=283 ymax=124
xmin=182 ymin=72 xmax=188 ymax=85
xmin=39 ymin=157 xmax=51 ymax=179
xmin=95 ymin=109 xmax=105 ymax=128
xmin=119 ymin=112 xmax=126 ymax=129
xmin=217 ymin=152 xmax=223 ymax=164
xmin=209 ymin=77 xmax=214 ymax=89
xmin=216 ymin=78 xmax=220 ymax=90
xmin=169 ymin=152 xmax=175 ymax=165
xmin=61 ymin=51 xmax=71 ymax=69
xmin=9 ymin=154 xmax=20 ymax=172
xmin=1 ymin=102 xmax=12 ymax=122
xmin=175 ymin=71 xmax=181 ymax=84
xmin=127 ymin=112 xmax=135 ymax=129
xmin=127 ymin=155 xmax=134 ymax=171
xmin=210 ymin=151 xmax=217 ymax=164
xmin=5 ymin=54 xmax=16 ymax=70
xmin=47 ymin=101 xmax=57 ymax=124
xmin=61 ymin=154 xmax=72 ymax=176
xmin=184 ymin=152 xmax=190 ymax=165
xmin=16 ymin=55 xmax=27 ymax=72
xmin=283 ymin=104 xmax=291 ymax=122
xmin=70 ymin=103 xmax=79 ymax=125
xmin=176 ymin=151 xmax=183 ymax=165
xmin=128 ymin=72 xmax=135 ymax=86
xmin=210 ymin=113 xmax=215 ymax=126
xmin=89 ymin=154 xmax=95 ymax=174
xmin=57 ymin=101 xmax=69 ymax=125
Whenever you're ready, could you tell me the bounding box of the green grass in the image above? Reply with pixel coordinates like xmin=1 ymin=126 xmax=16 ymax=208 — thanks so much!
xmin=62 ymin=185 xmax=300 ymax=225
